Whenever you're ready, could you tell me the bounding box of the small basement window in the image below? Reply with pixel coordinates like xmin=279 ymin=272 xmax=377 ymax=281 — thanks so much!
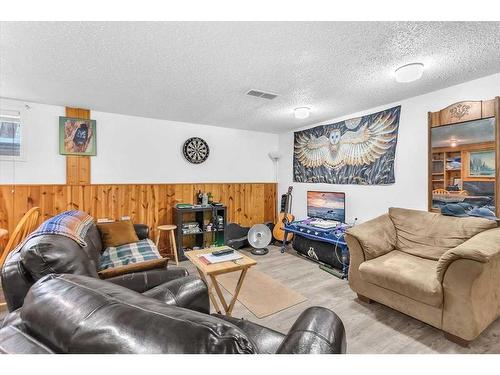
xmin=0 ymin=110 xmax=23 ymax=160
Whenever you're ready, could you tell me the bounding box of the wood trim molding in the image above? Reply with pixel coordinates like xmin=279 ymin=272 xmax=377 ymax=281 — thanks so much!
xmin=429 ymin=99 xmax=496 ymax=127
xmin=65 ymin=107 xmax=91 ymax=185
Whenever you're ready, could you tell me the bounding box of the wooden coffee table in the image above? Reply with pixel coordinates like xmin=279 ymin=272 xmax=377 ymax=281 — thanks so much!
xmin=184 ymin=247 xmax=257 ymax=316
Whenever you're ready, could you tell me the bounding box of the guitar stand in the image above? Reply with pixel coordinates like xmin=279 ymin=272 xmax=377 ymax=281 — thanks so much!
xmin=280 ymin=228 xmax=291 ymax=253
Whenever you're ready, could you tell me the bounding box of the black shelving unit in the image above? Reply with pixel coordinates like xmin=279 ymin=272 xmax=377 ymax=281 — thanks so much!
xmin=174 ymin=205 xmax=227 ymax=261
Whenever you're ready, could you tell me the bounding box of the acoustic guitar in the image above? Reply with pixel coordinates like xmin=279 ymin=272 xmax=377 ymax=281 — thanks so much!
xmin=273 ymin=186 xmax=294 ymax=242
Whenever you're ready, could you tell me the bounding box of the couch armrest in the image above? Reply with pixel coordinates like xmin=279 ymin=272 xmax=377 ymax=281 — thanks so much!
xmin=438 ymin=228 xmax=500 ymax=341
xmin=212 ymin=314 xmax=285 ymax=354
xmin=276 ymin=307 xmax=346 ymax=354
xmin=441 ymin=256 xmax=500 ymax=341
xmin=142 ymin=275 xmax=209 ymax=314
xmin=0 ymin=326 xmax=55 ymax=354
xmin=437 ymin=227 xmax=500 ymax=283
xmin=345 ymin=214 xmax=396 ymax=260
xmin=106 ymin=266 xmax=189 ymax=293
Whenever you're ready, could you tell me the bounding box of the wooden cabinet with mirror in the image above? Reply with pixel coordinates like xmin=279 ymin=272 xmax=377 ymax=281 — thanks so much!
xmin=428 ymin=97 xmax=500 ymax=216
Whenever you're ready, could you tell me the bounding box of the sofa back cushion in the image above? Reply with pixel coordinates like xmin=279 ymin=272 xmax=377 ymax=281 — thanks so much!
xmin=1 ymin=223 xmax=103 ymax=312
xmin=19 ymin=224 xmax=102 ymax=280
xmin=388 ymin=207 xmax=497 ymax=260
xmin=345 ymin=214 xmax=396 ymax=260
xmin=20 ymin=274 xmax=257 ymax=354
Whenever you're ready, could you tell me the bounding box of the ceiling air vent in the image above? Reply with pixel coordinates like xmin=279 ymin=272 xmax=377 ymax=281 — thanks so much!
xmin=246 ymin=89 xmax=278 ymax=100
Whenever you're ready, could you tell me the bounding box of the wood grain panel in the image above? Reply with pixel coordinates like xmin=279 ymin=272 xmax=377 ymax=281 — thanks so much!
xmin=65 ymin=107 xmax=91 ymax=185
xmin=438 ymin=101 xmax=482 ymax=126
xmin=430 ymin=99 xmax=496 ymax=128
xmin=0 ymin=183 xmax=277 ymax=245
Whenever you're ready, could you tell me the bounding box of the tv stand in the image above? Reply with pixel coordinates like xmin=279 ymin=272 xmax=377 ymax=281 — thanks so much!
xmin=281 ymin=220 xmax=351 ymax=279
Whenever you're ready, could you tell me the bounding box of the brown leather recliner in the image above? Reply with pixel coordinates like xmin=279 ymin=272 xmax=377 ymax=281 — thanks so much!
xmin=0 ymin=221 xmax=201 ymax=312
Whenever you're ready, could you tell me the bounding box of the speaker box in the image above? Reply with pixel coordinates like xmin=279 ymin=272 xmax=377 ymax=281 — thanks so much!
xmin=292 ymin=235 xmax=349 ymax=270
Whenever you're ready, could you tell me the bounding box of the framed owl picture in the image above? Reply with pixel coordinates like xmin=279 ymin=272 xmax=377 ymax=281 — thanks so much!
xmin=293 ymin=105 xmax=401 ymax=185
xmin=59 ymin=116 xmax=96 ymax=156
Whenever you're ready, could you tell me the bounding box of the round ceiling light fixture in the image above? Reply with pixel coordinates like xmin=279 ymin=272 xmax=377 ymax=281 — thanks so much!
xmin=394 ymin=63 xmax=424 ymax=83
xmin=294 ymin=107 xmax=310 ymax=119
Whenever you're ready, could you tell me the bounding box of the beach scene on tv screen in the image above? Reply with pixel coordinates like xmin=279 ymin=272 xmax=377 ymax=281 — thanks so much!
xmin=307 ymin=192 xmax=345 ymax=221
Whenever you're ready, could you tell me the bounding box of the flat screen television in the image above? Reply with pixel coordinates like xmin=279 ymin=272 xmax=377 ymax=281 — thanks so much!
xmin=307 ymin=191 xmax=345 ymax=222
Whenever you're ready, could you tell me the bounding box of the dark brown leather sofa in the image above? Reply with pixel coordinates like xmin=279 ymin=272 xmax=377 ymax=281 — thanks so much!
xmin=1 ymin=218 xmax=346 ymax=354
xmin=0 ymin=222 xmax=201 ymax=312
xmin=0 ymin=274 xmax=346 ymax=354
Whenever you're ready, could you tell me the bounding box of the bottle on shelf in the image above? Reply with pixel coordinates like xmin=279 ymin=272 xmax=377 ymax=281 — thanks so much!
xmin=202 ymin=193 xmax=208 ymax=205
xmin=197 ymin=190 xmax=203 ymax=205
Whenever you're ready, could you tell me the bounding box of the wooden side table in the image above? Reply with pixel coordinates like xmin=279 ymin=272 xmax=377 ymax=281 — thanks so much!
xmin=184 ymin=247 xmax=257 ymax=316
xmin=156 ymin=225 xmax=179 ymax=266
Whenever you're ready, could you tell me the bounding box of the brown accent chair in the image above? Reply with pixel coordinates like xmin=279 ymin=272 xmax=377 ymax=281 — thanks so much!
xmin=345 ymin=207 xmax=500 ymax=346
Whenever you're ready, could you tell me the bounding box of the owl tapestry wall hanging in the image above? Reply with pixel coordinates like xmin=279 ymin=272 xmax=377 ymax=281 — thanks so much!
xmin=293 ymin=106 xmax=401 ymax=185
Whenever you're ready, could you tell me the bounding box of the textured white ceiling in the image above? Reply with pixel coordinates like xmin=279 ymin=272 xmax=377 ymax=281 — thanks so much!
xmin=1 ymin=22 xmax=499 ymax=133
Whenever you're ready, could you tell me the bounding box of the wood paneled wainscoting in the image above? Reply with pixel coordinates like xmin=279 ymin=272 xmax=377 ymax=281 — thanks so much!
xmin=0 ymin=183 xmax=277 ymax=252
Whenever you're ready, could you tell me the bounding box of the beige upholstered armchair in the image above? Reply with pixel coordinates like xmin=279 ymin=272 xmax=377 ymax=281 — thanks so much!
xmin=345 ymin=207 xmax=500 ymax=345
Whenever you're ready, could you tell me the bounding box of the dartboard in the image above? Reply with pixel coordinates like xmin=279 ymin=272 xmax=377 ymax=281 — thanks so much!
xmin=183 ymin=137 xmax=210 ymax=164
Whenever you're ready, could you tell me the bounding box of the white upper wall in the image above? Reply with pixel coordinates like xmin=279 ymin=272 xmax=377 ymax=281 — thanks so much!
xmin=0 ymin=98 xmax=278 ymax=184
xmin=278 ymin=72 xmax=500 ymax=224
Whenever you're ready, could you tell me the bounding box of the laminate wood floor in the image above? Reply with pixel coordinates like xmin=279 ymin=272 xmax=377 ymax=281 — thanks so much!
xmin=184 ymin=245 xmax=500 ymax=354
xmin=2 ymin=246 xmax=500 ymax=353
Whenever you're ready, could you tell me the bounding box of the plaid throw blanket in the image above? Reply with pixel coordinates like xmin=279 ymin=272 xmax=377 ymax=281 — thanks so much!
xmin=16 ymin=210 xmax=94 ymax=251
xmin=99 ymin=239 xmax=162 ymax=270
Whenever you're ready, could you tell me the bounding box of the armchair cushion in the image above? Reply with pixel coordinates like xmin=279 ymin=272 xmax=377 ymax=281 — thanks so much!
xmin=359 ymin=250 xmax=443 ymax=307
xmin=436 ymin=227 xmax=500 ymax=282
xmin=388 ymin=207 xmax=496 ymax=260
xmin=397 ymin=246 xmax=448 ymax=261
xmin=346 ymin=214 xmax=396 ymax=260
